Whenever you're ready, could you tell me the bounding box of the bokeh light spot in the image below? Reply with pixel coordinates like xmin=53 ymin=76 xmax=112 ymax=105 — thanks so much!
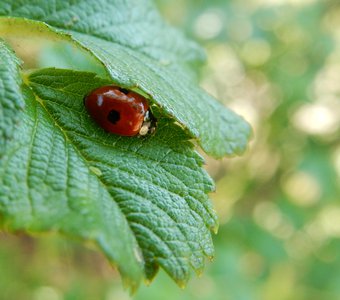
xmin=292 ymin=103 xmax=340 ymax=135
xmin=33 ymin=286 xmax=61 ymax=300
xmin=241 ymin=39 xmax=271 ymax=66
xmin=194 ymin=10 xmax=224 ymax=40
xmin=282 ymin=171 xmax=321 ymax=206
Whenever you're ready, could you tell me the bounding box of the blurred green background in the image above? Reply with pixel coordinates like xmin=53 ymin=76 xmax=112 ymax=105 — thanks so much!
xmin=1 ymin=0 xmax=340 ymax=299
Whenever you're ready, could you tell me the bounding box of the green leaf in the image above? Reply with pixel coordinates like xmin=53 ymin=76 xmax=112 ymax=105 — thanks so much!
xmin=0 ymin=68 xmax=217 ymax=288
xmin=0 ymin=39 xmax=24 ymax=156
xmin=0 ymin=0 xmax=251 ymax=289
xmin=0 ymin=0 xmax=205 ymax=66
xmin=0 ymin=0 xmax=251 ymax=158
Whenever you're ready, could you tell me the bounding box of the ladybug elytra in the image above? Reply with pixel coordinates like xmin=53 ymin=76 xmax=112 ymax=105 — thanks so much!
xmin=84 ymin=86 xmax=156 ymax=136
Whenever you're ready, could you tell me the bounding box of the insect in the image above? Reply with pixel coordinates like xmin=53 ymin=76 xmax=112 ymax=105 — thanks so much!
xmin=84 ymin=85 xmax=156 ymax=136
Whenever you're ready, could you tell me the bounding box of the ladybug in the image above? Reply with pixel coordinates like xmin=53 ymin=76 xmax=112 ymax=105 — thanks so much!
xmin=84 ymin=85 xmax=156 ymax=136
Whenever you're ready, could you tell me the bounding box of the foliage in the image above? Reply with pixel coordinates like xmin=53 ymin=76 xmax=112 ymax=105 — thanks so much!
xmin=1 ymin=0 xmax=340 ymax=299
xmin=0 ymin=0 xmax=251 ymax=292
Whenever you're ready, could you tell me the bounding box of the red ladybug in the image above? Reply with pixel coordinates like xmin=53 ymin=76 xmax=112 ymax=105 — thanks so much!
xmin=84 ymin=86 xmax=156 ymax=136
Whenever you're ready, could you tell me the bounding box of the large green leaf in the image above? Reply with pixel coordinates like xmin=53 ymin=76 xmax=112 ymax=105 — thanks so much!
xmin=0 ymin=0 xmax=251 ymax=158
xmin=0 ymin=68 xmax=217 ymax=289
xmin=0 ymin=0 xmax=205 ymax=66
xmin=0 ymin=0 xmax=251 ymax=290
xmin=0 ymin=39 xmax=24 ymax=156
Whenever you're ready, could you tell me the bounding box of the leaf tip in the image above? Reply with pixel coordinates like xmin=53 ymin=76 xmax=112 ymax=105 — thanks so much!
xmin=212 ymin=223 xmax=219 ymax=235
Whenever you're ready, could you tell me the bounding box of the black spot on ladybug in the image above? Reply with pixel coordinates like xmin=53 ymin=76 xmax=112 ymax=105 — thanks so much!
xmin=107 ymin=109 xmax=120 ymax=124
